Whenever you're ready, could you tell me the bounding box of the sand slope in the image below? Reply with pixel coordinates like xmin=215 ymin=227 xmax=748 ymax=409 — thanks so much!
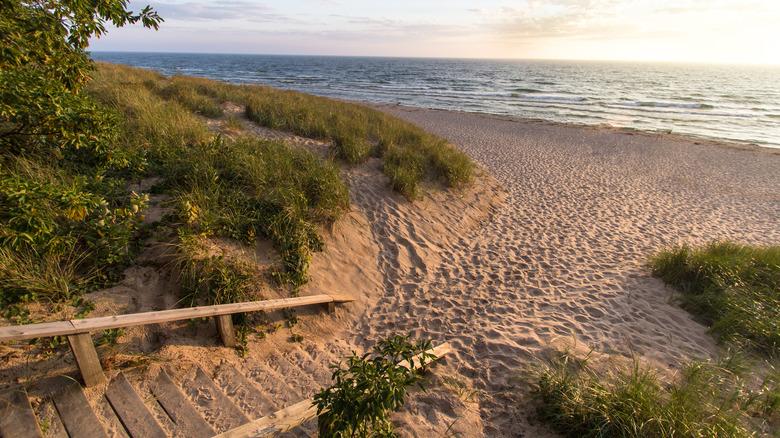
xmin=345 ymin=105 xmax=780 ymax=436
xmin=2 ymin=104 xmax=778 ymax=437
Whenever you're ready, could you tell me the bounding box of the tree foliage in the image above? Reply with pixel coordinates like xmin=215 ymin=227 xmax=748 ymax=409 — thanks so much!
xmin=0 ymin=0 xmax=161 ymax=308
xmin=0 ymin=0 xmax=162 ymax=159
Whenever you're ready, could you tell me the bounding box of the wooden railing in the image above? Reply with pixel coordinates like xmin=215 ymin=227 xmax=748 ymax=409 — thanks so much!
xmin=0 ymin=294 xmax=355 ymax=387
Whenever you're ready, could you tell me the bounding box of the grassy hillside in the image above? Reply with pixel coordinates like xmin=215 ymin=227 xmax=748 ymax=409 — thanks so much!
xmin=1 ymin=63 xmax=474 ymax=322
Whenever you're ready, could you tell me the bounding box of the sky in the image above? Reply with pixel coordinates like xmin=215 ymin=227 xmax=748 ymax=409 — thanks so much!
xmin=88 ymin=0 xmax=780 ymax=64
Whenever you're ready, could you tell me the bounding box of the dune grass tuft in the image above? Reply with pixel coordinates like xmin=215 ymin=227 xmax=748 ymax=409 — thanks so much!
xmin=649 ymin=241 xmax=780 ymax=355
xmin=536 ymin=348 xmax=780 ymax=437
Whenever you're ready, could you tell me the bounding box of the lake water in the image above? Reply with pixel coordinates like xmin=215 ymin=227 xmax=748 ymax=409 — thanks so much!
xmin=91 ymin=52 xmax=780 ymax=149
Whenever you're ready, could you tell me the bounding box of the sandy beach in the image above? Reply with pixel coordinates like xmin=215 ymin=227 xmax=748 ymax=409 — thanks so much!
xmin=3 ymin=104 xmax=779 ymax=437
xmin=344 ymin=105 xmax=780 ymax=436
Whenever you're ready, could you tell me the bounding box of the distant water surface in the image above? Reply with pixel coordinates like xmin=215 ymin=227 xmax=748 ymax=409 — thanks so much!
xmin=91 ymin=52 xmax=780 ymax=148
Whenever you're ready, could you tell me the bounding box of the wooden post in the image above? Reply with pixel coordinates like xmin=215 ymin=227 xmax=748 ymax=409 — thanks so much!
xmin=214 ymin=314 xmax=236 ymax=348
xmin=326 ymin=302 xmax=335 ymax=314
xmin=66 ymin=333 xmax=105 ymax=388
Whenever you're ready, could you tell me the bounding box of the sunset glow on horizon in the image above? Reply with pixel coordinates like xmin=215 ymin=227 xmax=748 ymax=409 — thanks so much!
xmin=89 ymin=0 xmax=780 ymax=65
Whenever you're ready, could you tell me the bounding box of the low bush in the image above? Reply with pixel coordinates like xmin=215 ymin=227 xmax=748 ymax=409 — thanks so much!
xmin=314 ymin=335 xmax=434 ymax=437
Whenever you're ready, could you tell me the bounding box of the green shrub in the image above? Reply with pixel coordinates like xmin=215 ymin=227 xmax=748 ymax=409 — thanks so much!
xmin=314 ymin=335 xmax=434 ymax=437
xmin=649 ymin=241 xmax=780 ymax=355
xmin=0 ymin=156 xmax=147 ymax=305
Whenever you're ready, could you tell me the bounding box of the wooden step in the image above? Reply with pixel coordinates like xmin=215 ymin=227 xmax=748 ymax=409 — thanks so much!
xmin=151 ymin=370 xmax=215 ymax=438
xmin=287 ymin=348 xmax=333 ymax=387
xmin=0 ymin=388 xmax=44 ymax=438
xmin=35 ymin=396 xmax=68 ymax=438
xmin=265 ymin=354 xmax=322 ymax=399
xmin=182 ymin=367 xmax=250 ymax=433
xmin=51 ymin=383 xmax=108 ymax=438
xmin=242 ymin=361 xmax=303 ymax=410
xmin=105 ymin=373 xmax=167 ymax=438
xmin=213 ymin=364 xmax=276 ymax=420
xmin=215 ymin=342 xmax=455 ymax=438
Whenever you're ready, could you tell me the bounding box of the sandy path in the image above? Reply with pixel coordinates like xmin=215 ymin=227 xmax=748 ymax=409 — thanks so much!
xmin=345 ymin=105 xmax=780 ymax=436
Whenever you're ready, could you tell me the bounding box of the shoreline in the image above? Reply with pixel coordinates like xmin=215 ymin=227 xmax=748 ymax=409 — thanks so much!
xmin=356 ymin=100 xmax=780 ymax=154
xmin=89 ymin=54 xmax=780 ymax=150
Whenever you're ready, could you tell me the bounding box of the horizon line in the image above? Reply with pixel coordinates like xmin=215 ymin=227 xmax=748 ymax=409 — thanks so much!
xmin=88 ymin=50 xmax=780 ymax=67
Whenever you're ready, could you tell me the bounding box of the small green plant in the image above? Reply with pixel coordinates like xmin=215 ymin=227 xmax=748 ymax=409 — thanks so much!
xmin=72 ymin=297 xmax=95 ymax=319
xmin=291 ymin=333 xmax=303 ymax=343
xmin=313 ymin=335 xmax=434 ymax=437
xmin=94 ymin=328 xmax=125 ymax=348
xmin=282 ymin=307 xmax=299 ymax=327
xmin=38 ymin=419 xmax=50 ymax=435
xmin=1 ymin=303 xmax=33 ymax=325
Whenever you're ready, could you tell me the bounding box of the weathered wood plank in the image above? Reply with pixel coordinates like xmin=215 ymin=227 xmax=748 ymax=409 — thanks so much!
xmin=214 ymin=314 xmax=236 ymax=348
xmin=0 ymin=388 xmax=44 ymax=438
xmin=184 ymin=367 xmax=250 ymax=433
xmin=398 ymin=342 xmax=454 ymax=370
xmin=36 ymin=396 xmax=69 ymax=438
xmin=213 ymin=364 xmax=276 ymax=420
xmin=152 ymin=370 xmax=215 ymax=438
xmin=213 ymin=399 xmax=317 ymax=438
xmin=105 ymin=373 xmax=167 ymax=438
xmin=325 ymin=295 xmax=355 ymax=303
xmin=66 ymin=333 xmax=106 ymax=387
xmin=0 ymin=294 xmax=356 ymax=342
xmin=214 ymin=342 xmax=453 ymax=438
xmin=0 ymin=321 xmax=77 ymax=342
xmin=51 ymin=383 xmax=108 ymax=438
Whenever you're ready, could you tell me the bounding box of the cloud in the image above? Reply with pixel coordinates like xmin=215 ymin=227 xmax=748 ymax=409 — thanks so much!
xmin=487 ymin=0 xmax=634 ymax=40
xmin=151 ymin=0 xmax=300 ymax=23
xmin=487 ymin=0 xmax=780 ymax=42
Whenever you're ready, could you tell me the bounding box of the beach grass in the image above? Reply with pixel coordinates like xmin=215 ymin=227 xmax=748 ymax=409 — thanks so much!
xmin=243 ymin=88 xmax=473 ymax=198
xmin=536 ymin=348 xmax=779 ymax=437
xmin=89 ymin=64 xmax=473 ymax=199
xmin=648 ymin=241 xmax=780 ymax=355
xmin=1 ymin=62 xmax=360 ymax=315
xmin=86 ymin=64 xmax=352 ymax=289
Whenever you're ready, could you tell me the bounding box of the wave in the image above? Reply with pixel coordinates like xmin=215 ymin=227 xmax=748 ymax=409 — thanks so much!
xmin=604 ymin=104 xmax=751 ymax=118
xmin=612 ymin=102 xmax=715 ymax=110
xmin=512 ymin=88 xmax=543 ymax=93
xmin=510 ymin=94 xmax=588 ymax=103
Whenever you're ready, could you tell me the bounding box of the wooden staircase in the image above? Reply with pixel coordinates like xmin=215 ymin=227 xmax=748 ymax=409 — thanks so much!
xmin=0 ymin=343 xmax=452 ymax=437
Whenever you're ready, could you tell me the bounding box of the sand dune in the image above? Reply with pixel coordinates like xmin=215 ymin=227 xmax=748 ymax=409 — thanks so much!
xmin=3 ymin=104 xmax=778 ymax=437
